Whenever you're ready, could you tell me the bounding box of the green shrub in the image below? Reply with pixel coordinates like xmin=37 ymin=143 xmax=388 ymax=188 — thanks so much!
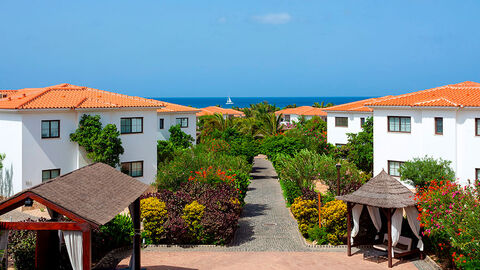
xmin=291 ymin=197 xmax=318 ymax=236
xmin=279 ymin=179 xmax=302 ymax=206
xmin=275 ymin=149 xmax=324 ymax=189
xmin=169 ymin=125 xmax=194 ymax=149
xmin=140 ymin=197 xmax=168 ymax=244
xmin=260 ymin=135 xmax=305 ymax=162
xmin=157 ymin=140 xmax=175 ymax=164
xmin=182 ymin=200 xmax=206 ymax=241
xmin=399 ymin=156 xmax=455 ymax=188
xmin=307 ymin=224 xmax=328 ymax=244
xmin=321 ymin=200 xmax=347 ymax=245
xmin=320 ymin=190 xmax=336 ymax=205
xmin=8 ymin=230 xmax=36 ymax=270
xmin=99 ymin=214 xmax=134 ymax=249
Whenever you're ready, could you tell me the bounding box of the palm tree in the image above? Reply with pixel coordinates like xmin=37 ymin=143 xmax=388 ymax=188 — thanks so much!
xmin=259 ymin=112 xmax=284 ymax=136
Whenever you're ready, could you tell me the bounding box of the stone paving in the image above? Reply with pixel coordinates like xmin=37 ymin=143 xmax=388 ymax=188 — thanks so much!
xmin=138 ymin=156 xmax=437 ymax=269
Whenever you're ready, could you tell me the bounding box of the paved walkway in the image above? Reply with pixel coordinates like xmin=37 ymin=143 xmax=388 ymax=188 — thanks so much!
xmin=119 ymin=156 xmax=436 ymax=269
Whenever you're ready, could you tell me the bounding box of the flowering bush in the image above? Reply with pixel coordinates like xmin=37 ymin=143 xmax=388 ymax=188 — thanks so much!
xmin=140 ymin=197 xmax=168 ymax=244
xmin=416 ymin=179 xmax=480 ymax=268
xmin=182 ymin=200 xmax=206 ymax=241
xmin=291 ymin=197 xmax=318 ymax=236
xmin=321 ymin=200 xmax=347 ymax=245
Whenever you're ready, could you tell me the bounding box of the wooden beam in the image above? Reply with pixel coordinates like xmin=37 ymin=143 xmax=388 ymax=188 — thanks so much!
xmin=132 ymin=198 xmax=141 ymax=270
xmin=0 ymin=221 xmax=82 ymax=231
xmin=346 ymin=202 xmax=352 ymax=256
xmin=387 ymin=208 xmax=393 ymax=268
xmin=83 ymin=228 xmax=91 ymax=270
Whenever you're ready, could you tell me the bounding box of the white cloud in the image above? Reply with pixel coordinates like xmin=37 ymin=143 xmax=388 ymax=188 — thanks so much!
xmin=252 ymin=13 xmax=291 ymax=25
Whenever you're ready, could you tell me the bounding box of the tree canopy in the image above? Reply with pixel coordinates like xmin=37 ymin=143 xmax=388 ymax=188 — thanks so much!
xmin=399 ymin=156 xmax=455 ymax=187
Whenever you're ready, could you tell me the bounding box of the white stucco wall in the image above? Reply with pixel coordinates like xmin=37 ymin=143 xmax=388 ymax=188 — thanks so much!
xmin=373 ymin=107 xmax=479 ymax=186
xmin=327 ymin=112 xmax=371 ymax=145
xmin=0 ymin=112 xmax=23 ymax=195
xmin=157 ymin=112 xmax=197 ymax=143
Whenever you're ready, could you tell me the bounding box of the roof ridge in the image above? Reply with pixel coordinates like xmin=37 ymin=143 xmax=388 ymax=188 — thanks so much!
xmin=367 ymin=86 xmax=447 ymax=106
xmin=16 ymin=88 xmax=53 ymax=109
xmin=413 ymin=97 xmax=459 ymax=107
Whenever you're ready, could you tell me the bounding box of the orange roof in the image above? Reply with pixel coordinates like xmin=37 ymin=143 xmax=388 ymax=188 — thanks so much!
xmin=196 ymin=106 xmax=245 ymax=117
xmin=367 ymin=81 xmax=480 ymax=108
xmin=323 ymin=96 xmax=394 ymax=112
xmin=0 ymin=83 xmax=164 ymax=110
xmin=275 ymin=106 xmax=327 ymax=116
xmin=157 ymin=101 xmax=200 ymax=113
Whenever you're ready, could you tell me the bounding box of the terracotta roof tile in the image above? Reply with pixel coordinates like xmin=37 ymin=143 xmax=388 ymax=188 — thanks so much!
xmin=367 ymin=81 xmax=480 ymax=108
xmin=157 ymin=102 xmax=200 ymax=113
xmin=0 ymin=83 xmax=164 ymax=110
xmin=275 ymin=106 xmax=327 ymax=116
xmin=323 ymin=96 xmax=394 ymax=112
xmin=196 ymin=106 xmax=245 ymax=117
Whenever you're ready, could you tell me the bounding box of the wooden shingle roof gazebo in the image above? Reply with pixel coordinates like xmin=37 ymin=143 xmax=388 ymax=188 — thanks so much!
xmin=0 ymin=163 xmax=149 ymax=270
xmin=337 ymin=170 xmax=422 ymax=268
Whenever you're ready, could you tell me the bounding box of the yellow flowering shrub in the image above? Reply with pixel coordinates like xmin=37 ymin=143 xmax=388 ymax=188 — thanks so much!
xmin=182 ymin=200 xmax=206 ymax=241
xmin=140 ymin=197 xmax=168 ymax=244
xmin=321 ymin=200 xmax=347 ymax=245
xmin=290 ymin=197 xmax=318 ymax=236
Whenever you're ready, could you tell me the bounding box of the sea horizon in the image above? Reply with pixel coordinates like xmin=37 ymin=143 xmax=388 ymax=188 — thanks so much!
xmin=151 ymin=96 xmax=373 ymax=109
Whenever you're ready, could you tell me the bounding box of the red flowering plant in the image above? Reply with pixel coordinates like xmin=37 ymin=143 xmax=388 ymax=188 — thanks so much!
xmin=415 ymin=178 xmax=480 ymax=269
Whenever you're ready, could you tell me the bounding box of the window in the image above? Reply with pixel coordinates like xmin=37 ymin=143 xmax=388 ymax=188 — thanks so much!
xmin=41 ymin=120 xmax=60 ymax=138
xmin=159 ymin=118 xmax=165 ymax=130
xmin=284 ymin=115 xmax=291 ymax=122
xmin=388 ymin=161 xmax=404 ymax=177
xmin=335 ymin=143 xmax=346 ymax=147
xmin=42 ymin=169 xmax=60 ymax=182
xmin=476 ymin=169 xmax=480 ymax=180
xmin=121 ymin=161 xmax=143 ymax=177
xmin=360 ymin=117 xmax=365 ymax=127
xmin=176 ymin=118 xmax=188 ymax=128
xmin=120 ymin=117 xmax=143 ymax=134
xmin=388 ymin=116 xmax=411 ymax=132
xmin=335 ymin=117 xmax=348 ymax=127
xmin=435 ymin=117 xmax=443 ymax=135
xmin=476 ymin=119 xmax=480 ymax=136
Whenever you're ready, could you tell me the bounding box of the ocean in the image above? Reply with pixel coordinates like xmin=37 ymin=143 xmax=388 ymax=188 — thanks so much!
xmin=151 ymin=97 xmax=372 ymax=109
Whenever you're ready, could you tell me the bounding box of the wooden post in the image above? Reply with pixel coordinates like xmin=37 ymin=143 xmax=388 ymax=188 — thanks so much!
xmin=82 ymin=227 xmax=91 ymax=270
xmin=346 ymin=202 xmax=352 ymax=256
xmin=387 ymin=208 xmax=393 ymax=268
xmin=318 ymin=192 xmax=322 ymax=228
xmin=132 ymin=198 xmax=141 ymax=270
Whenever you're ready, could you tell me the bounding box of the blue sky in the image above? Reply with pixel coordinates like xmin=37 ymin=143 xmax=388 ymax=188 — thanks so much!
xmin=1 ymin=0 xmax=479 ymax=97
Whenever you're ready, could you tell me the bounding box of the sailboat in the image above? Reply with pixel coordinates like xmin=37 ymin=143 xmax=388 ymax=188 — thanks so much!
xmin=226 ymin=96 xmax=234 ymax=105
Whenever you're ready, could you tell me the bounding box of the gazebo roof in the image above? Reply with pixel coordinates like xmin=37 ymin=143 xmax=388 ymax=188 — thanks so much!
xmin=336 ymin=170 xmax=415 ymax=208
xmin=0 ymin=163 xmax=149 ymax=226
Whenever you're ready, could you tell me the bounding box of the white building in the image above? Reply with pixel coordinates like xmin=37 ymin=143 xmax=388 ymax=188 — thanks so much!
xmin=324 ymin=97 xmax=392 ymax=146
xmin=368 ymin=81 xmax=480 ymax=186
xmin=156 ymin=102 xmax=199 ymax=143
xmin=0 ymin=83 xmax=165 ymax=194
xmin=275 ymin=106 xmax=327 ymax=125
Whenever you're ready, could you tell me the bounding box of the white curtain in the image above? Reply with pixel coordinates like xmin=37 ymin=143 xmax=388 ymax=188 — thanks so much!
xmin=391 ymin=208 xmax=403 ymax=247
xmin=405 ymin=206 xmax=424 ymax=251
xmin=351 ymin=204 xmax=363 ymax=244
xmin=63 ymin=231 xmax=83 ymax=270
xmin=367 ymin=206 xmax=382 ymax=240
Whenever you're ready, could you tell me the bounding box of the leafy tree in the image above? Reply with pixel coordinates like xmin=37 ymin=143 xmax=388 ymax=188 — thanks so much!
xmin=284 ymin=104 xmax=297 ymax=109
xmin=258 ymin=112 xmax=283 ymax=136
xmin=399 ymin=156 xmax=455 ymax=188
xmin=169 ymin=125 xmax=194 ymax=149
xmin=70 ymin=114 xmax=124 ymax=167
xmin=344 ymin=117 xmax=373 ymax=173
xmin=0 ymin=153 xmax=5 ymax=170
xmin=157 ymin=140 xmax=175 ymax=164
xmin=313 ymin=101 xmax=334 ymax=108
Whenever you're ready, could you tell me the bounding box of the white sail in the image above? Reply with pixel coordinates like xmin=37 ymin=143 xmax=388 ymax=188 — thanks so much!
xmin=226 ymin=97 xmax=233 ymax=105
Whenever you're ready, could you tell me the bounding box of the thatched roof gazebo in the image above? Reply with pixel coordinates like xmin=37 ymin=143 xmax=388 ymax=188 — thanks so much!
xmin=0 ymin=163 xmax=149 ymax=270
xmin=337 ymin=170 xmax=423 ymax=268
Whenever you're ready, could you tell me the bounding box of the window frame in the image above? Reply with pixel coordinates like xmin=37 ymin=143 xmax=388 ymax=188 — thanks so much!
xmin=284 ymin=114 xmax=291 ymax=122
xmin=42 ymin=169 xmax=61 ymax=182
xmin=335 ymin=117 xmax=348 ymax=127
xmin=360 ymin=117 xmax=365 ymax=127
xmin=476 ymin=168 xmax=480 ymax=180
xmin=41 ymin=120 xmax=60 ymax=139
xmin=476 ymin=118 xmax=480 ymax=136
xmin=176 ymin=117 xmax=189 ymax=128
xmin=121 ymin=161 xmax=144 ymax=178
xmin=388 ymin=160 xmax=404 ymax=177
xmin=435 ymin=117 xmax=443 ymax=135
xmin=387 ymin=116 xmax=411 ymax=133
xmin=159 ymin=118 xmax=165 ymax=130
xmin=120 ymin=117 xmax=143 ymax=134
